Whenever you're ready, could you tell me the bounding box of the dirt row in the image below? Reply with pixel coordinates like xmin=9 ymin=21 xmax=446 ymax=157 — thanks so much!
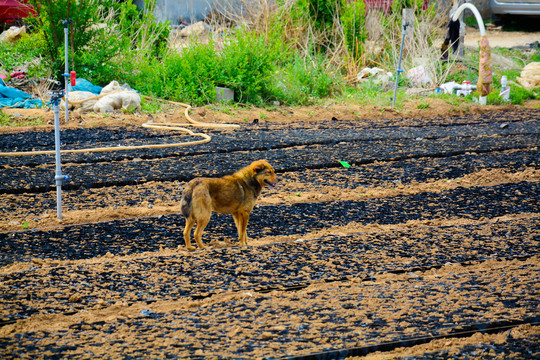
xmin=1 ymin=257 xmax=538 ymax=359
xmin=1 ymin=108 xmax=539 ymax=359
xmin=1 ymin=216 xmax=538 ymax=321
xmin=1 ymin=181 xmax=538 ymax=267
xmin=1 ymin=131 xmax=537 ymax=193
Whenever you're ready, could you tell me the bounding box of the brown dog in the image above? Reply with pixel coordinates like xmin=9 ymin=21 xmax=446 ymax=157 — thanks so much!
xmin=180 ymin=160 xmax=278 ymax=250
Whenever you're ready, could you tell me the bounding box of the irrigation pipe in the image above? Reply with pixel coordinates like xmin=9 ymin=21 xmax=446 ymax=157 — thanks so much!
xmin=0 ymin=95 xmax=240 ymax=157
xmin=451 ymin=3 xmax=490 ymax=105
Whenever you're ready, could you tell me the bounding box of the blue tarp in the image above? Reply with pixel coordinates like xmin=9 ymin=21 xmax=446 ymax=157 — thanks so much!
xmin=0 ymin=84 xmax=42 ymax=109
xmin=68 ymin=78 xmax=102 ymax=95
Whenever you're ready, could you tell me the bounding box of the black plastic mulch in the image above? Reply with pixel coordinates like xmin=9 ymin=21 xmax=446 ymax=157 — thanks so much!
xmin=0 ymin=260 xmax=537 ymax=359
xmin=1 ymin=111 xmax=538 ymax=194
xmin=1 ymin=132 xmax=538 ymax=194
xmin=1 ymin=181 xmax=539 ymax=266
xmin=1 ymin=110 xmax=538 ymax=163
xmin=1 ymin=216 xmax=538 ymax=322
xmin=1 ymin=148 xmax=537 ymax=217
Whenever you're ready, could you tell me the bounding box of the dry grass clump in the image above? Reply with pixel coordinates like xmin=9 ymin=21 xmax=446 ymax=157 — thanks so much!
xmin=203 ymin=0 xmax=455 ymax=87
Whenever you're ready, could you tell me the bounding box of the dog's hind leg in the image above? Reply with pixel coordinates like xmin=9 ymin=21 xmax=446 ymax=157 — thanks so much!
xmin=193 ymin=214 xmax=210 ymax=250
xmin=183 ymin=217 xmax=197 ymax=251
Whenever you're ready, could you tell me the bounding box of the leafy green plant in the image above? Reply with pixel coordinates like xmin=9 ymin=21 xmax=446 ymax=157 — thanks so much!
xmin=270 ymin=53 xmax=343 ymax=105
xmin=0 ymin=32 xmax=47 ymax=76
xmin=296 ymin=0 xmax=342 ymax=32
xmin=24 ymin=0 xmax=169 ymax=85
xmin=26 ymin=0 xmax=113 ymax=75
xmin=0 ymin=110 xmax=13 ymax=126
xmin=0 ymin=112 xmax=45 ymax=127
xmin=417 ymin=100 xmax=430 ymax=109
xmin=140 ymin=97 xmax=165 ymax=114
xmin=216 ymin=28 xmax=285 ymax=104
xmin=506 ymin=85 xmax=538 ymax=105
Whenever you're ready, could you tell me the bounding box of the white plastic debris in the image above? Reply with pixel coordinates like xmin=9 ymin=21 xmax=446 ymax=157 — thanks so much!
xmin=517 ymin=62 xmax=540 ymax=90
xmin=179 ymin=21 xmax=211 ymax=38
xmin=93 ymin=80 xmax=141 ymax=113
xmin=356 ymin=67 xmax=393 ymax=87
xmin=439 ymin=81 xmax=460 ymax=94
xmin=0 ymin=26 xmax=25 ymax=43
xmin=407 ymin=65 xmax=432 ymax=87
xmin=93 ymin=91 xmax=141 ymax=113
xmin=60 ymin=91 xmax=97 ymax=113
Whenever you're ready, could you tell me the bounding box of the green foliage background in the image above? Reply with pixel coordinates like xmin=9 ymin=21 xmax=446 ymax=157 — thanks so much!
xmin=2 ymin=0 xmax=537 ymax=107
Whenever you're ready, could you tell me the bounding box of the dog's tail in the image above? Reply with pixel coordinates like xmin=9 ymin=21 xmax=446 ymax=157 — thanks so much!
xmin=180 ymin=186 xmax=193 ymax=218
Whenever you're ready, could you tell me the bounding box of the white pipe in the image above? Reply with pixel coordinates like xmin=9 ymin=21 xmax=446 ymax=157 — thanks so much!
xmin=452 ymin=3 xmax=486 ymax=36
xmin=452 ymin=3 xmax=487 ymax=105
xmin=53 ymin=95 xmax=63 ymax=219
xmin=64 ymin=26 xmax=69 ymax=124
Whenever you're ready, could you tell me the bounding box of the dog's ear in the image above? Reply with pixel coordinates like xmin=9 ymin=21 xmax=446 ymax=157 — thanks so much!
xmin=253 ymin=164 xmax=265 ymax=173
xmin=251 ymin=161 xmax=267 ymax=173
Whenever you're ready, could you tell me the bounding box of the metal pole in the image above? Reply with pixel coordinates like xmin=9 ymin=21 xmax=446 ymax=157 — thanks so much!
xmin=51 ymin=91 xmax=65 ymax=219
xmin=53 ymin=18 xmax=72 ymax=219
xmin=61 ymin=19 xmax=72 ymax=123
xmin=392 ymin=22 xmax=409 ymax=107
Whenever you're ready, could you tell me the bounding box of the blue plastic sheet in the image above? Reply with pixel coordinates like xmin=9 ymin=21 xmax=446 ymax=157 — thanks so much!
xmin=0 ymin=84 xmax=42 ymax=109
xmin=68 ymin=78 xmax=102 ymax=95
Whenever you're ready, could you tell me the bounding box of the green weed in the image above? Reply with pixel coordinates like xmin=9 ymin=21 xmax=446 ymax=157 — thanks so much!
xmin=417 ymin=101 xmax=430 ymax=109
xmin=0 ymin=111 xmax=13 ymax=126
xmin=0 ymin=112 xmax=45 ymax=127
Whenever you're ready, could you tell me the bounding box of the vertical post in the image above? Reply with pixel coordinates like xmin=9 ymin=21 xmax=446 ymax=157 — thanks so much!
xmin=393 ymin=22 xmax=408 ymax=107
xmin=51 ymin=91 xmax=65 ymax=219
xmin=61 ymin=19 xmax=72 ymax=123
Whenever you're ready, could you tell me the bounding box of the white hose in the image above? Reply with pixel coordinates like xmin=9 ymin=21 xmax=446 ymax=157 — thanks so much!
xmin=452 ymin=3 xmax=486 ymax=36
xmin=451 ymin=3 xmax=488 ymax=105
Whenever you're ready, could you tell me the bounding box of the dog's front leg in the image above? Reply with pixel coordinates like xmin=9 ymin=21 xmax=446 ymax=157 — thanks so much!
xmin=232 ymin=213 xmax=242 ymax=245
xmin=234 ymin=211 xmax=250 ymax=246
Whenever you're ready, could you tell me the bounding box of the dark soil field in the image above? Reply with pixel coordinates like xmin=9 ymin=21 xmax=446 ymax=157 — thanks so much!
xmin=0 ymin=106 xmax=538 ymax=359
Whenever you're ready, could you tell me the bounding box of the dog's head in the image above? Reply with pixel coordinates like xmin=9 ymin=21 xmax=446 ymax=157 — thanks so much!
xmin=251 ymin=160 xmax=278 ymax=188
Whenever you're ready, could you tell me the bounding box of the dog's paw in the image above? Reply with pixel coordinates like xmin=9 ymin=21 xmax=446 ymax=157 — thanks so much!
xmin=186 ymin=245 xmax=197 ymax=251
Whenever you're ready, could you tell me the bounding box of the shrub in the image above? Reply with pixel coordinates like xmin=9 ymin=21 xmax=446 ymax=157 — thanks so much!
xmin=296 ymin=0 xmax=342 ymax=32
xmin=26 ymin=0 xmax=110 ymax=75
xmin=341 ymin=0 xmax=367 ymax=60
xmin=25 ymin=0 xmax=169 ymax=85
xmin=0 ymin=32 xmax=47 ymax=76
xmin=271 ymin=53 xmax=343 ymax=105
xmin=216 ymin=29 xmax=284 ymax=104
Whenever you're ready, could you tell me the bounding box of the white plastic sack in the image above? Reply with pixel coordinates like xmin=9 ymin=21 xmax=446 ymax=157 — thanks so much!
xmin=60 ymin=91 xmax=97 ymax=113
xmin=517 ymin=62 xmax=540 ymax=90
xmin=407 ymin=66 xmax=432 ymax=87
xmin=93 ymin=91 xmax=141 ymax=113
xmin=0 ymin=26 xmax=25 ymax=43
xmin=356 ymin=67 xmax=393 ymax=86
xmin=357 ymin=67 xmax=386 ymax=79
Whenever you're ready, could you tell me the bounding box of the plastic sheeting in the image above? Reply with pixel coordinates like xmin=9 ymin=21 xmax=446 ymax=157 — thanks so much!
xmin=68 ymin=78 xmax=102 ymax=95
xmin=0 ymin=84 xmax=42 ymax=108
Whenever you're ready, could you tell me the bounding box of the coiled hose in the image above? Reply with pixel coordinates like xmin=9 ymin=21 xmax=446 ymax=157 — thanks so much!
xmin=0 ymin=95 xmax=240 ymax=157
